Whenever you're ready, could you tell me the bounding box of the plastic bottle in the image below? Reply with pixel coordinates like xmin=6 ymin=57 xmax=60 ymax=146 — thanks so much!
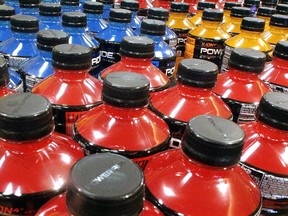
xmin=39 ymin=2 xmax=63 ymax=31
xmin=240 ymin=92 xmax=288 ymax=215
xmin=3 ymin=0 xmax=20 ymax=14
xmin=0 ymin=57 xmax=15 ymax=97
xmin=188 ymin=1 xmax=216 ymax=26
xmin=100 ymin=36 xmax=170 ymax=93
xmin=261 ymin=0 xmax=278 ymax=8
xmin=61 ymin=0 xmax=80 ymax=13
xmin=140 ymin=19 xmax=177 ymax=81
xmin=260 ymin=40 xmax=288 ymax=93
xmin=166 ymin=2 xmax=196 ymax=70
xmin=19 ymin=0 xmax=40 ymax=18
xmin=32 ymin=44 xmax=102 ymax=136
xmin=222 ymin=6 xmax=253 ymax=37
xmin=98 ymin=0 xmax=113 ymax=20
xmin=185 ymin=9 xmax=230 ymax=69
xmin=35 ymin=153 xmax=163 ymax=216
xmin=20 ymin=30 xmax=69 ymax=92
xmin=183 ymin=0 xmax=198 ymax=16
xmin=0 ymin=5 xmax=14 ymax=42
xmin=257 ymin=7 xmax=276 ymax=31
xmin=96 ymin=8 xmax=136 ymax=74
xmin=137 ymin=0 xmax=153 ymax=18
xmin=0 ymin=93 xmax=84 ymax=216
xmin=214 ymin=48 xmax=271 ymax=123
xmin=276 ymin=4 xmax=288 ymax=15
xmin=147 ymin=7 xmax=178 ymax=51
xmin=120 ymin=0 xmax=141 ymax=30
xmin=74 ymin=72 xmax=170 ymax=170
xmin=149 ymin=59 xmax=232 ymax=149
xmin=83 ymin=1 xmax=107 ymax=37
xmin=62 ymin=11 xmax=101 ymax=77
xmin=221 ymin=17 xmax=273 ymax=72
xmin=244 ymin=0 xmax=261 ymax=15
xmin=222 ymin=1 xmax=241 ymax=24
xmin=151 ymin=0 xmax=173 ymax=10
xmin=279 ymin=0 xmax=288 ymax=4
xmin=144 ymin=115 xmax=262 ymax=215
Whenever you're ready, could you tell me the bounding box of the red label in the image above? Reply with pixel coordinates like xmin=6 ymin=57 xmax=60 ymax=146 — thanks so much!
xmin=65 ymin=111 xmax=87 ymax=136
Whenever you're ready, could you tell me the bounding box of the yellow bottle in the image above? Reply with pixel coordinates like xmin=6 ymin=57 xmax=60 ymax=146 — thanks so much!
xmin=256 ymin=7 xmax=276 ymax=31
xmin=185 ymin=9 xmax=230 ymax=69
xmin=167 ymin=2 xmax=196 ymax=70
xmin=188 ymin=1 xmax=216 ymax=26
xmin=222 ymin=6 xmax=253 ymax=36
xmin=221 ymin=17 xmax=273 ymax=72
xmin=222 ymin=1 xmax=241 ymax=24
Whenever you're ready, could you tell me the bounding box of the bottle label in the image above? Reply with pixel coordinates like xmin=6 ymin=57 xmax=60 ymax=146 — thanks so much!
xmin=25 ymin=74 xmax=43 ymax=92
xmin=98 ymin=39 xmax=121 ymax=71
xmin=164 ymin=38 xmax=177 ymax=51
xmin=240 ymin=162 xmax=288 ymax=214
xmin=90 ymin=47 xmax=102 ymax=77
xmin=221 ymin=44 xmax=234 ymax=72
xmin=173 ymin=29 xmax=189 ymax=58
xmin=265 ymin=82 xmax=288 ymax=93
xmin=151 ymin=56 xmax=176 ymax=78
xmin=0 ymin=53 xmax=29 ymax=71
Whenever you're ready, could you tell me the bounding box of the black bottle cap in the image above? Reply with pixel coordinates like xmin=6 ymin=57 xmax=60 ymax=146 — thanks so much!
xmin=240 ymin=17 xmax=265 ymax=32
xmin=0 ymin=93 xmax=54 ymax=141
xmin=102 ymin=72 xmax=150 ymax=108
xmin=120 ymin=36 xmax=154 ymax=59
xmin=39 ymin=3 xmax=61 ymax=16
xmin=256 ymin=92 xmax=288 ymax=130
xmin=37 ymin=30 xmax=69 ymax=51
xmin=202 ymin=8 xmax=223 ymax=22
xmin=279 ymin=0 xmax=288 ymax=4
xmin=197 ymin=1 xmax=216 ymax=11
xmin=147 ymin=7 xmax=169 ymax=21
xmin=120 ymin=0 xmax=139 ymax=12
xmin=170 ymin=2 xmax=189 ymax=13
xmin=273 ymin=40 xmax=288 ymax=60
xmin=182 ymin=115 xmax=245 ymax=167
xmin=224 ymin=2 xmax=241 ymax=10
xmin=66 ymin=153 xmax=145 ymax=216
xmin=19 ymin=0 xmax=40 ymax=8
xmin=261 ymin=0 xmax=278 ymax=7
xmin=62 ymin=12 xmax=87 ymax=27
xmin=177 ymin=59 xmax=218 ymax=88
xmin=270 ymin=14 xmax=288 ymax=27
xmin=83 ymin=1 xmax=103 ymax=14
xmin=257 ymin=7 xmax=276 ymax=17
xmin=228 ymin=48 xmax=266 ymax=73
xmin=61 ymin=0 xmax=79 ymax=6
xmin=243 ymin=0 xmax=261 ymax=8
xmin=52 ymin=44 xmax=92 ymax=70
xmin=109 ymin=8 xmax=131 ymax=23
xmin=10 ymin=14 xmax=39 ymax=33
xmin=0 ymin=57 xmax=9 ymax=86
xmin=276 ymin=4 xmax=288 ymax=15
xmin=230 ymin=6 xmax=253 ymax=18
xmin=140 ymin=19 xmax=165 ymax=36
xmin=98 ymin=0 xmax=114 ymax=5
xmin=0 ymin=5 xmax=15 ymax=20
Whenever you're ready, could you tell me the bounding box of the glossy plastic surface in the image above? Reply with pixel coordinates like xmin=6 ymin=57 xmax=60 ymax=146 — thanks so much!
xmin=8 ymin=68 xmax=23 ymax=92
xmin=0 ymin=86 xmax=15 ymax=97
xmin=86 ymin=13 xmax=108 ymax=35
xmin=39 ymin=15 xmax=62 ymax=31
xmin=130 ymin=11 xmax=141 ymax=30
xmin=222 ymin=16 xmax=243 ymax=36
xmin=261 ymin=26 xmax=288 ymax=46
xmin=20 ymin=8 xmax=48 ymax=30
xmin=4 ymin=0 xmax=20 ymax=14
xmin=0 ymin=20 xmax=12 ymax=42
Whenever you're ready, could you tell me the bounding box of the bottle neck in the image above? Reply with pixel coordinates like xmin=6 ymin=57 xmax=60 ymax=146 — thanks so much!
xmin=170 ymin=12 xmax=188 ymax=19
xmin=141 ymin=34 xmax=163 ymax=43
xmin=177 ymin=82 xmax=213 ymax=97
xmin=255 ymin=119 xmax=288 ymax=140
xmin=20 ymin=7 xmax=39 ymax=17
xmin=272 ymin=57 xmax=288 ymax=69
xmin=201 ymin=20 xmax=223 ymax=28
xmin=39 ymin=49 xmax=52 ymax=60
xmin=62 ymin=26 xmax=86 ymax=33
xmin=86 ymin=13 xmax=103 ymax=20
xmin=108 ymin=21 xmax=131 ymax=29
xmin=239 ymin=29 xmax=263 ymax=38
xmin=54 ymin=68 xmax=90 ymax=80
xmin=102 ymin=103 xmax=147 ymax=118
xmin=230 ymin=16 xmax=243 ymax=25
xmin=268 ymin=25 xmax=288 ymax=34
xmin=121 ymin=56 xmax=152 ymax=66
xmin=12 ymin=31 xmax=37 ymax=40
xmin=0 ymin=20 xmax=10 ymax=28
xmin=229 ymin=67 xmax=259 ymax=81
xmin=40 ymin=15 xmax=61 ymax=22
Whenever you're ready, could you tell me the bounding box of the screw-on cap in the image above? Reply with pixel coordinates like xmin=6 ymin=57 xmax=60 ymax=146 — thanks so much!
xmin=0 ymin=5 xmax=15 ymax=20
xmin=257 ymin=7 xmax=276 ymax=17
xmin=279 ymin=0 xmax=288 ymax=4
xmin=276 ymin=4 xmax=288 ymax=15
xmin=224 ymin=2 xmax=241 ymax=10
xmin=52 ymin=44 xmax=92 ymax=70
xmin=62 ymin=12 xmax=87 ymax=27
xmin=170 ymin=2 xmax=189 ymax=13
xmin=197 ymin=1 xmax=216 ymax=10
xmin=182 ymin=115 xmax=245 ymax=167
xmin=39 ymin=3 xmax=61 ymax=16
xmin=37 ymin=30 xmax=69 ymax=51
xmin=19 ymin=0 xmax=40 ymax=8
xmin=61 ymin=0 xmax=79 ymax=6
xmin=0 ymin=57 xmax=9 ymax=86
xmin=273 ymin=40 xmax=288 ymax=60
xmin=240 ymin=17 xmax=265 ymax=32
xmin=256 ymin=92 xmax=288 ymax=130
xmin=83 ymin=1 xmax=103 ymax=14
xmin=147 ymin=7 xmax=169 ymax=21
xmin=140 ymin=19 xmax=165 ymax=36
xmin=120 ymin=36 xmax=154 ymax=58
xmin=98 ymin=0 xmax=114 ymax=5
xmin=243 ymin=0 xmax=261 ymax=8
xmin=231 ymin=7 xmax=253 ymax=17
xmin=202 ymin=8 xmax=223 ymax=22
xmin=66 ymin=153 xmax=145 ymax=216
xmin=261 ymin=0 xmax=278 ymax=7
xmin=177 ymin=59 xmax=218 ymax=88
xmin=270 ymin=14 xmax=288 ymax=27
xmin=10 ymin=14 xmax=39 ymax=33
xmin=109 ymin=8 xmax=131 ymax=23
xmin=102 ymin=72 xmax=150 ymax=108
xmin=0 ymin=93 xmax=54 ymax=141
xmin=120 ymin=0 xmax=139 ymax=12
xmin=228 ymin=48 xmax=266 ymax=73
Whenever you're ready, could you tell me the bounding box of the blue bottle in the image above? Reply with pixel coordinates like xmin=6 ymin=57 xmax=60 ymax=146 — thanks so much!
xmin=96 ymin=8 xmax=137 ymax=73
xmin=3 ymin=0 xmax=20 ymax=14
xmin=83 ymin=1 xmax=107 ymax=37
xmin=20 ymin=30 xmax=69 ymax=92
xmin=7 ymin=68 xmax=23 ymax=92
xmin=98 ymin=0 xmax=114 ymax=20
xmin=39 ymin=2 xmax=63 ymax=30
xmin=0 ymin=5 xmax=15 ymax=42
xmin=42 ymin=0 xmax=60 ymax=2
xmin=62 ymin=12 xmax=101 ymax=77
xmin=140 ymin=19 xmax=176 ymax=81
xmin=61 ymin=0 xmax=80 ymax=12
xmin=120 ymin=0 xmax=141 ymax=30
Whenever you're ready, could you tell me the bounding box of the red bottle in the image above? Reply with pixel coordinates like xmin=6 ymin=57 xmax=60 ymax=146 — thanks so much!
xmin=240 ymin=92 xmax=288 ymax=215
xmin=213 ymin=48 xmax=271 ymax=124
xmin=0 ymin=93 xmax=84 ymax=216
xmin=32 ymin=44 xmax=102 ymax=136
xmin=0 ymin=57 xmax=15 ymax=97
xmin=144 ymin=115 xmax=262 ymax=215
xmin=74 ymin=72 xmax=170 ymax=170
xmin=100 ymin=36 xmax=170 ymax=93
xmin=150 ymin=58 xmax=232 ymax=149
xmin=260 ymin=41 xmax=288 ymax=93
xmin=36 ymin=153 xmax=163 ymax=216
